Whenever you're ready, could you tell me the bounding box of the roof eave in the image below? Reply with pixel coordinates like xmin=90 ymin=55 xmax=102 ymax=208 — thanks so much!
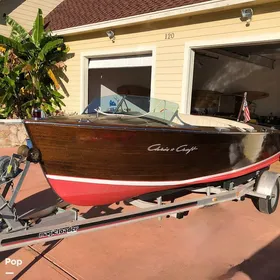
xmin=53 ymin=0 xmax=257 ymax=36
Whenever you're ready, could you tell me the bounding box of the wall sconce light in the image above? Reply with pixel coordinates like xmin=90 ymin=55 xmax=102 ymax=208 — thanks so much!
xmin=106 ymin=30 xmax=115 ymax=43
xmin=240 ymin=8 xmax=253 ymax=27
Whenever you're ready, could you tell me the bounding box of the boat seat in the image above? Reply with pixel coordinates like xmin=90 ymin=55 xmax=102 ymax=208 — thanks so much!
xmin=173 ymin=113 xmax=255 ymax=131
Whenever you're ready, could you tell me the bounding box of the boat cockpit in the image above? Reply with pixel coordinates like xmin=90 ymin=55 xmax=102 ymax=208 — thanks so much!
xmin=83 ymin=94 xmax=256 ymax=132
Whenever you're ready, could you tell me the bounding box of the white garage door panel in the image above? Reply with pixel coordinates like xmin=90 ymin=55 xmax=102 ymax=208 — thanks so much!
xmin=89 ymin=56 xmax=152 ymax=69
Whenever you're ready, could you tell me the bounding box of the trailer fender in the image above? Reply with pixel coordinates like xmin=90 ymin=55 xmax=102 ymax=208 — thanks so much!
xmin=255 ymin=171 xmax=280 ymax=198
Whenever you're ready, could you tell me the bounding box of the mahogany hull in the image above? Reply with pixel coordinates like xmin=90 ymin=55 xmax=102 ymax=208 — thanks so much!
xmin=24 ymin=119 xmax=280 ymax=206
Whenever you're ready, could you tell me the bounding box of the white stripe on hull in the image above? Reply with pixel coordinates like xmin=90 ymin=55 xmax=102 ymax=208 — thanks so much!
xmin=46 ymin=152 xmax=280 ymax=187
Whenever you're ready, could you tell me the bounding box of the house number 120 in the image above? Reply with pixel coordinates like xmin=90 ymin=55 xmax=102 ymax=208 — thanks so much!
xmin=165 ymin=33 xmax=174 ymax=39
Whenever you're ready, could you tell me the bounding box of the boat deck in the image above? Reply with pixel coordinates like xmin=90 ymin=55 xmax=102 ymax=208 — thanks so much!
xmin=1 ymin=147 xmax=280 ymax=279
xmin=24 ymin=114 xmax=280 ymax=135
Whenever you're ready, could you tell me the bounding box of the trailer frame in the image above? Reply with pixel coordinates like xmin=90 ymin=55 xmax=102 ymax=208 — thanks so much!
xmin=0 ymin=153 xmax=279 ymax=252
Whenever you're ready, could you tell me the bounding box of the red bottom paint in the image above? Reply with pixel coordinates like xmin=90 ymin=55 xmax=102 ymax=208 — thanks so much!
xmin=48 ymin=180 xmax=163 ymax=206
xmin=47 ymin=154 xmax=280 ymax=206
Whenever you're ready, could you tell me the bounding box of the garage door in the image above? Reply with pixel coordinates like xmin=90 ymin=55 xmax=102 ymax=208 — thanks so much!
xmin=89 ymin=54 xmax=152 ymax=69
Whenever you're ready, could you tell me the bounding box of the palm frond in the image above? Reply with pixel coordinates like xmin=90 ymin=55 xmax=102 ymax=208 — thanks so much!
xmin=38 ymin=39 xmax=63 ymax=61
xmin=47 ymin=68 xmax=60 ymax=89
xmin=0 ymin=45 xmax=6 ymax=53
xmin=0 ymin=36 xmax=24 ymax=53
xmin=32 ymin=9 xmax=44 ymax=46
xmin=2 ymin=51 xmax=10 ymax=75
xmin=5 ymin=15 xmax=30 ymax=41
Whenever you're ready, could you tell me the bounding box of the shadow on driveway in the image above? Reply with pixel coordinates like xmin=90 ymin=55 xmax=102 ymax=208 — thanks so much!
xmin=0 ymin=188 xmax=62 ymax=271
xmin=218 ymin=235 xmax=280 ymax=280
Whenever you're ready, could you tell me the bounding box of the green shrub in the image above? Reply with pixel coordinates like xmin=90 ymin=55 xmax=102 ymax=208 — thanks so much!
xmin=0 ymin=9 xmax=71 ymax=119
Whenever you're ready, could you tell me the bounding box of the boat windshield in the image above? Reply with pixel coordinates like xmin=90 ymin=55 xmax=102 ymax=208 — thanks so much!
xmin=83 ymin=94 xmax=179 ymax=124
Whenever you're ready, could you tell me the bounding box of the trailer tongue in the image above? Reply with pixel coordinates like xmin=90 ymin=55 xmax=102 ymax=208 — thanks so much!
xmin=0 ymin=148 xmax=279 ymax=252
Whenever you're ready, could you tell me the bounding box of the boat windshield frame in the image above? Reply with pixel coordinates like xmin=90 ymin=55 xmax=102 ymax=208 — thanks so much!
xmin=82 ymin=94 xmax=179 ymax=124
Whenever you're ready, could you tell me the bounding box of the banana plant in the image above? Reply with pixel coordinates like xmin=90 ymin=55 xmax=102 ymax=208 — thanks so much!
xmin=0 ymin=9 xmax=70 ymax=118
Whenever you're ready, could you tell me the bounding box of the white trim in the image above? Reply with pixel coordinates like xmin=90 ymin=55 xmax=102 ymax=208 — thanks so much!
xmin=54 ymin=0 xmax=256 ymax=36
xmin=181 ymin=47 xmax=195 ymax=114
xmin=80 ymin=46 xmax=157 ymax=113
xmin=89 ymin=55 xmax=153 ymax=69
xmin=0 ymin=119 xmax=23 ymax=124
xmin=80 ymin=56 xmax=89 ymax=113
xmin=182 ymin=32 xmax=280 ymax=114
xmin=46 ymin=152 xmax=280 ymax=187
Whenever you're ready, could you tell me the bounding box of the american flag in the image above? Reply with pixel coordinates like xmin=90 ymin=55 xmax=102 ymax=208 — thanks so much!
xmin=243 ymin=98 xmax=251 ymax=123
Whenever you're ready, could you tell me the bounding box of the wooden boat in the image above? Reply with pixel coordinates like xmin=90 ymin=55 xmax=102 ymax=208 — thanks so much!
xmin=231 ymin=91 xmax=269 ymax=101
xmin=24 ymin=94 xmax=280 ymax=206
xmin=117 ymin=84 xmax=150 ymax=97
xmin=191 ymin=90 xmax=222 ymax=115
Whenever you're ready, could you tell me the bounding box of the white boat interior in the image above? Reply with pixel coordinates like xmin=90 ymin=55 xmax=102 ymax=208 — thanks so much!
xmin=173 ymin=113 xmax=255 ymax=131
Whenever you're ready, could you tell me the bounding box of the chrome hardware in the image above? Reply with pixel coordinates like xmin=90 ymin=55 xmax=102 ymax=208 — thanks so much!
xmin=78 ymin=118 xmax=92 ymax=123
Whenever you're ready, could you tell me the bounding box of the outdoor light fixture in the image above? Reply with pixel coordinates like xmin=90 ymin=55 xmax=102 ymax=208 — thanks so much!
xmin=240 ymin=8 xmax=253 ymax=26
xmin=106 ymin=30 xmax=115 ymax=42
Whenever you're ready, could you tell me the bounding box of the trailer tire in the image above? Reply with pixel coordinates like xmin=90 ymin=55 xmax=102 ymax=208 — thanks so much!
xmin=0 ymin=156 xmax=19 ymax=179
xmin=0 ymin=156 xmax=11 ymax=176
xmin=27 ymin=147 xmax=41 ymax=163
xmin=254 ymin=179 xmax=279 ymax=214
xmin=17 ymin=145 xmax=29 ymax=158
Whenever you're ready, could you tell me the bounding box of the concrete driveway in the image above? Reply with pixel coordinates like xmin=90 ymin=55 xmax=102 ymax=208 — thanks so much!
xmin=0 ymin=147 xmax=280 ymax=280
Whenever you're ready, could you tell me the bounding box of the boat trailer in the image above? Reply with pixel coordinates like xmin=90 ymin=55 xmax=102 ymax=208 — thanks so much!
xmin=0 ymin=149 xmax=279 ymax=252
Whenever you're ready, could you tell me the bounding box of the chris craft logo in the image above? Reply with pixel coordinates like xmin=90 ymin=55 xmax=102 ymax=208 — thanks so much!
xmin=148 ymin=144 xmax=198 ymax=155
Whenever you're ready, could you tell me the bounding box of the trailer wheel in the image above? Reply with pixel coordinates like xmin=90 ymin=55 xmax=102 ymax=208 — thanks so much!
xmin=0 ymin=156 xmax=11 ymax=176
xmin=254 ymin=179 xmax=279 ymax=214
xmin=17 ymin=145 xmax=29 ymax=158
xmin=27 ymin=147 xmax=41 ymax=163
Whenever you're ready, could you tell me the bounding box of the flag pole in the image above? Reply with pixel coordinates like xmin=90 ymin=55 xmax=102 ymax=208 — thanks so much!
xmin=237 ymin=92 xmax=247 ymax=122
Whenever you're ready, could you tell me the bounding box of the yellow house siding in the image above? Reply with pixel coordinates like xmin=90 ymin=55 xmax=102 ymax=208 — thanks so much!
xmin=0 ymin=0 xmax=63 ymax=37
xmin=59 ymin=2 xmax=280 ymax=113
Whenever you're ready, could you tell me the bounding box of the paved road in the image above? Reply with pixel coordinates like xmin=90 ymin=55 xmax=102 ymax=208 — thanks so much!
xmin=0 ymin=147 xmax=280 ymax=280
